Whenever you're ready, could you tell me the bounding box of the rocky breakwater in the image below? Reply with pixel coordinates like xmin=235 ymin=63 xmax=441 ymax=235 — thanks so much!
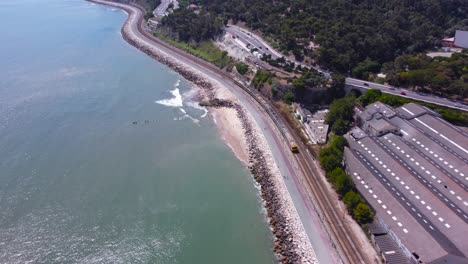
xmin=223 ymin=102 xmax=318 ymax=264
xmin=87 ymin=0 xmax=318 ymax=263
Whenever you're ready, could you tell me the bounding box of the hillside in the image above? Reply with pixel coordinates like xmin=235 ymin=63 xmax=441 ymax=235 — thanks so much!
xmin=193 ymin=0 xmax=468 ymax=73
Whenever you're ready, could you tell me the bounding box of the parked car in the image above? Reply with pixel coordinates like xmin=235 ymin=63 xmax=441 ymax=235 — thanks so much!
xmin=363 ymin=83 xmax=369 ymax=86
xmin=400 ymin=91 xmax=407 ymax=95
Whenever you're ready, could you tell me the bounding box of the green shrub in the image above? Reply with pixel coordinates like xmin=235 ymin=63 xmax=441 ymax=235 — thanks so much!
xmin=318 ymin=136 xmax=373 ymax=225
xmin=252 ymin=70 xmax=271 ymax=88
xmin=353 ymin=203 xmax=374 ymax=224
xmin=236 ymin=63 xmax=249 ymax=74
xmin=283 ymin=92 xmax=295 ymax=105
xmin=343 ymin=191 xmax=363 ymax=211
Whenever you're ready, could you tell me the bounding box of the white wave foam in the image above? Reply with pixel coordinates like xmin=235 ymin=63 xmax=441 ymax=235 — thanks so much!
xmin=155 ymin=80 xmax=202 ymax=125
xmin=179 ymin=108 xmax=200 ymax=124
xmin=186 ymin=101 xmax=208 ymax=118
xmin=155 ymin=80 xmax=182 ymax=108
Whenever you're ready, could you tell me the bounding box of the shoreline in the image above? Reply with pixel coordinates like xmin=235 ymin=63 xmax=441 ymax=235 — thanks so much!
xmin=87 ymin=1 xmax=318 ymax=262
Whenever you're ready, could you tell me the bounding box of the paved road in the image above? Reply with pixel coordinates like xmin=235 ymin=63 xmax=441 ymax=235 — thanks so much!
xmin=90 ymin=1 xmax=342 ymax=262
xmin=346 ymin=78 xmax=468 ymax=112
xmin=225 ymin=25 xmax=331 ymax=78
xmin=225 ymin=26 xmax=281 ymax=59
xmin=153 ymin=0 xmax=177 ymax=17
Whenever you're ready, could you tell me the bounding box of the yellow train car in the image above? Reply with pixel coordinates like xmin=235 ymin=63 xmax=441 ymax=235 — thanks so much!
xmin=290 ymin=142 xmax=299 ymax=153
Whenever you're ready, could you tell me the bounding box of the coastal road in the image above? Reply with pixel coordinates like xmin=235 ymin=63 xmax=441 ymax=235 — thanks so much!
xmin=89 ymin=1 xmax=376 ymax=262
xmin=346 ymin=77 xmax=468 ymax=112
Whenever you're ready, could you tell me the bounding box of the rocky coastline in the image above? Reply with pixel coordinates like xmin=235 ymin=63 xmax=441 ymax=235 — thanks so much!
xmin=87 ymin=1 xmax=317 ymax=262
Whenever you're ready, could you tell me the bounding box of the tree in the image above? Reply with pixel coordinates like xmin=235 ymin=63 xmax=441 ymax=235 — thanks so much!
xmin=353 ymin=203 xmax=374 ymax=224
xmin=292 ymin=70 xmax=327 ymax=98
xmin=329 ymin=73 xmax=345 ymax=99
xmin=330 ymin=135 xmax=349 ymax=151
xmin=325 ymin=95 xmax=355 ymax=135
xmin=331 ymin=119 xmax=350 ymax=136
xmin=358 ymin=89 xmax=382 ymax=106
xmin=236 ymin=63 xmax=249 ymax=74
xmin=183 ymin=0 xmax=468 ymax=74
xmin=160 ymin=9 xmax=224 ymax=43
xmin=283 ymin=92 xmax=295 ymax=104
xmin=333 ymin=170 xmax=354 ymax=195
xmin=319 ymin=154 xmax=341 ymax=172
xmin=326 ymin=167 xmax=346 ymax=182
xmin=144 ymin=10 xmax=154 ymax=21
xmin=352 ymin=59 xmax=381 ymax=80
xmin=343 ymin=191 xmax=362 ymax=211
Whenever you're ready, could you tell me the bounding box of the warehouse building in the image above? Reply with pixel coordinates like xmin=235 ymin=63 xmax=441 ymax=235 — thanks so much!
xmin=344 ymin=102 xmax=468 ymax=263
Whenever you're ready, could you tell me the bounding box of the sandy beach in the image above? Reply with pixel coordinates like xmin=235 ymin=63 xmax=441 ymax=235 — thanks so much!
xmin=87 ymin=0 xmax=318 ymax=262
xmin=212 ymin=107 xmax=249 ymax=164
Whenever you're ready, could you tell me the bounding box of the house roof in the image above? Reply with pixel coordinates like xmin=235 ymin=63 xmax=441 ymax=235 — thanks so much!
xmin=454 ymin=30 xmax=468 ymax=48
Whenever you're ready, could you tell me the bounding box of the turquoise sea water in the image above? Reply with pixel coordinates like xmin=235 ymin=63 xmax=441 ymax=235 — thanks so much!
xmin=0 ymin=0 xmax=276 ymax=263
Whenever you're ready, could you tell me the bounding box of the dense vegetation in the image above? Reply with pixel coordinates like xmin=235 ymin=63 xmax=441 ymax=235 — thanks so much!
xmin=319 ymin=136 xmax=374 ymax=224
xmin=325 ymin=95 xmax=356 ymax=135
xmin=196 ymin=0 xmax=468 ymax=73
xmin=383 ymin=50 xmax=468 ymax=99
xmin=292 ymin=70 xmax=327 ymax=97
xmin=358 ymin=89 xmax=468 ymax=126
xmin=159 ymin=8 xmax=224 ymax=43
xmin=153 ymin=0 xmax=468 ymax=103
xmin=142 ymin=0 xmax=161 ymax=10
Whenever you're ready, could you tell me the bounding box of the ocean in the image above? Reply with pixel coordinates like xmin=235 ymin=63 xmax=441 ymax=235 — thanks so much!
xmin=0 ymin=0 xmax=276 ymax=263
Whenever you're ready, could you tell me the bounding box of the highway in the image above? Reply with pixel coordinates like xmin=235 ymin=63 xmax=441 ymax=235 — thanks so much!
xmin=153 ymin=0 xmax=177 ymax=17
xmin=225 ymin=25 xmax=282 ymax=59
xmin=346 ymin=78 xmax=468 ymax=112
xmin=225 ymin=25 xmax=331 ymax=78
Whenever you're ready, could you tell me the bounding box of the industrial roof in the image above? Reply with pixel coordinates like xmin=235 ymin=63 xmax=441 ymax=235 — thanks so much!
xmin=396 ymin=103 xmax=439 ymax=119
xmin=367 ymin=118 xmax=397 ymax=132
xmin=359 ymin=102 xmax=397 ymax=121
xmin=374 ymin=234 xmax=413 ymax=264
xmin=344 ymin=101 xmax=468 ymax=262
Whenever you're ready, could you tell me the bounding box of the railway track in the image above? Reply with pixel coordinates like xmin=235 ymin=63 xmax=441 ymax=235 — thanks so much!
xmin=127 ymin=4 xmax=372 ymax=263
xmin=280 ymin=118 xmax=370 ymax=264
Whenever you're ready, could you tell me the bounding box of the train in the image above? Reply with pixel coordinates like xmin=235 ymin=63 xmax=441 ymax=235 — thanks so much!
xmin=282 ymin=128 xmax=299 ymax=153
xmin=290 ymin=142 xmax=299 ymax=153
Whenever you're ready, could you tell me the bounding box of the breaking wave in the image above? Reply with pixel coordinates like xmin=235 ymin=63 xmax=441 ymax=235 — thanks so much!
xmin=155 ymin=80 xmax=208 ymax=124
xmin=186 ymin=101 xmax=208 ymax=118
xmin=155 ymin=80 xmax=183 ymax=108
